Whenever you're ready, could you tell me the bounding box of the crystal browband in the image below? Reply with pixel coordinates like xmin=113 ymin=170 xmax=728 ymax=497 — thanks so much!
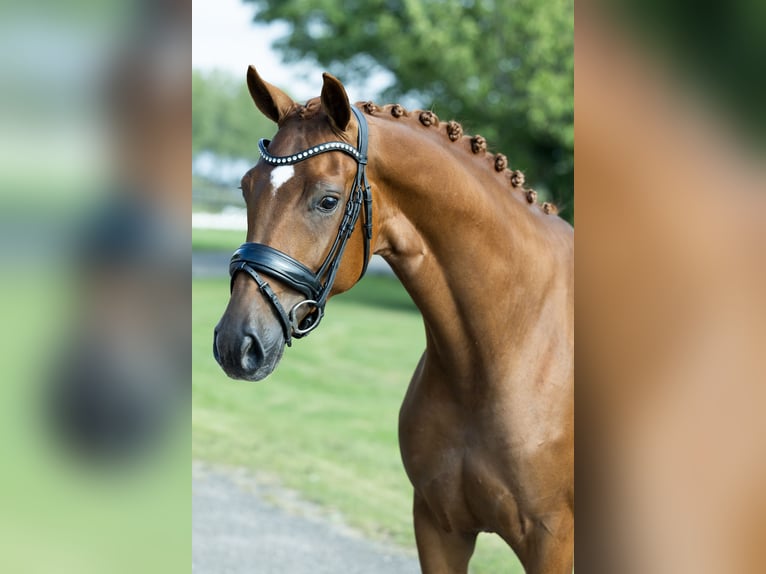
xmin=257 ymin=138 xmax=364 ymax=165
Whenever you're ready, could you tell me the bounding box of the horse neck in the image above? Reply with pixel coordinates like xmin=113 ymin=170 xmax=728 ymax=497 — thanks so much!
xmin=367 ymin=115 xmax=573 ymax=385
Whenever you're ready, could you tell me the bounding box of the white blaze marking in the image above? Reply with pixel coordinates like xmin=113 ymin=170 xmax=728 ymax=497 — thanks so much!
xmin=270 ymin=165 xmax=295 ymax=195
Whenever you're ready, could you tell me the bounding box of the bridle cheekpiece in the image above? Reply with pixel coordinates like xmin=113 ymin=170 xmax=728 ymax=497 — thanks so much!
xmin=229 ymin=106 xmax=373 ymax=346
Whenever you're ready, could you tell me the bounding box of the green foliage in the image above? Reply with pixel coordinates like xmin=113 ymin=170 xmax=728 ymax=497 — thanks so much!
xmin=243 ymin=0 xmax=573 ymax=221
xmin=192 ymin=69 xmax=276 ymax=161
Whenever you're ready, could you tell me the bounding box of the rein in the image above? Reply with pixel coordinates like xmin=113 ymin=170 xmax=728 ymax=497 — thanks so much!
xmin=229 ymin=106 xmax=373 ymax=346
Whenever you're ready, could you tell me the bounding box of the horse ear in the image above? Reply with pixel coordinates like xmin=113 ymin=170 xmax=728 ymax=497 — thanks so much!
xmin=246 ymin=65 xmax=294 ymax=124
xmin=320 ymin=73 xmax=351 ymax=132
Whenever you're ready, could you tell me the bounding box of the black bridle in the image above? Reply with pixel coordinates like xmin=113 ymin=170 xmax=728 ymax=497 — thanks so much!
xmin=229 ymin=106 xmax=373 ymax=346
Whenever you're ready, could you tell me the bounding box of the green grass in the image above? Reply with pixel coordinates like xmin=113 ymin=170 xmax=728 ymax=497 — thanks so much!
xmin=192 ymin=275 xmax=522 ymax=573
xmin=192 ymin=228 xmax=245 ymax=252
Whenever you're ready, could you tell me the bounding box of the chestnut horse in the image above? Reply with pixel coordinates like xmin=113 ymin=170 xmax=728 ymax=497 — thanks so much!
xmin=214 ymin=67 xmax=574 ymax=573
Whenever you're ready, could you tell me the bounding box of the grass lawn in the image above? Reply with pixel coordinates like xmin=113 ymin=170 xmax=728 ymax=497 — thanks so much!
xmin=192 ymin=275 xmax=522 ymax=573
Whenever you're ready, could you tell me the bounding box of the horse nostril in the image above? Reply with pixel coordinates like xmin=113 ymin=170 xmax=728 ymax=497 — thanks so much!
xmin=240 ymin=333 xmax=265 ymax=372
xmin=213 ymin=329 xmax=222 ymax=365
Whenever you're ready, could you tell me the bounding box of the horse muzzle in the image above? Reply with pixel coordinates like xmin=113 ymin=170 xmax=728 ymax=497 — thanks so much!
xmin=213 ymin=320 xmax=285 ymax=382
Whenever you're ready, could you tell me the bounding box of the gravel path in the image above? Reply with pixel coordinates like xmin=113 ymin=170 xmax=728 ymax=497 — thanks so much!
xmin=192 ymin=463 xmax=420 ymax=574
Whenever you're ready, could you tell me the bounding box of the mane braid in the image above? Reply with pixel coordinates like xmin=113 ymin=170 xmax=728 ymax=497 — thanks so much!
xmin=359 ymin=101 xmax=558 ymax=215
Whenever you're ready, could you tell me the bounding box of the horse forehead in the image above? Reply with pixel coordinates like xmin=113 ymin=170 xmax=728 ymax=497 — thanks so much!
xmin=246 ymin=115 xmax=356 ymax=195
xmin=269 ymin=165 xmax=295 ymax=195
xmin=270 ymin=114 xmax=328 ymax=151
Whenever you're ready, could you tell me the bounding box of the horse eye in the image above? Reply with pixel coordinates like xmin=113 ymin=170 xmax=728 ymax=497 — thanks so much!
xmin=318 ymin=196 xmax=339 ymax=212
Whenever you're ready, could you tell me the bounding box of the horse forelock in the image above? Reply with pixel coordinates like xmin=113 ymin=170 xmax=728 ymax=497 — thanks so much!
xmin=265 ymin=98 xmax=348 ymax=157
xmin=296 ymin=98 xmax=322 ymax=120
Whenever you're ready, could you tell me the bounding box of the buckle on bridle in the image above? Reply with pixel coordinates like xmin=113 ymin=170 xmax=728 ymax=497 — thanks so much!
xmin=289 ymin=299 xmax=324 ymax=338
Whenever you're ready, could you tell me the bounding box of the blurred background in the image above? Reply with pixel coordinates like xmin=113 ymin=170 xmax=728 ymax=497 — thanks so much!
xmin=0 ymin=0 xmax=189 ymax=573
xmin=577 ymin=1 xmax=766 ymax=572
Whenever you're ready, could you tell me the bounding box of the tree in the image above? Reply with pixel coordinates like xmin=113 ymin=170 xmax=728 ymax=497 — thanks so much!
xmin=243 ymin=0 xmax=574 ymax=221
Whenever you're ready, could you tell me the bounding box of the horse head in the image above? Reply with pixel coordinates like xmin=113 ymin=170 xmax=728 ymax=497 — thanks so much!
xmin=214 ymin=67 xmax=372 ymax=381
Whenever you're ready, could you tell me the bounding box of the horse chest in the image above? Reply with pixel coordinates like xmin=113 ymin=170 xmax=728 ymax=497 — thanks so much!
xmin=398 ymin=387 xmax=518 ymax=531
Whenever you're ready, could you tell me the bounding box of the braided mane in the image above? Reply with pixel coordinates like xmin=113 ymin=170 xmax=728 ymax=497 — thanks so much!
xmin=356 ymin=101 xmax=558 ymax=216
